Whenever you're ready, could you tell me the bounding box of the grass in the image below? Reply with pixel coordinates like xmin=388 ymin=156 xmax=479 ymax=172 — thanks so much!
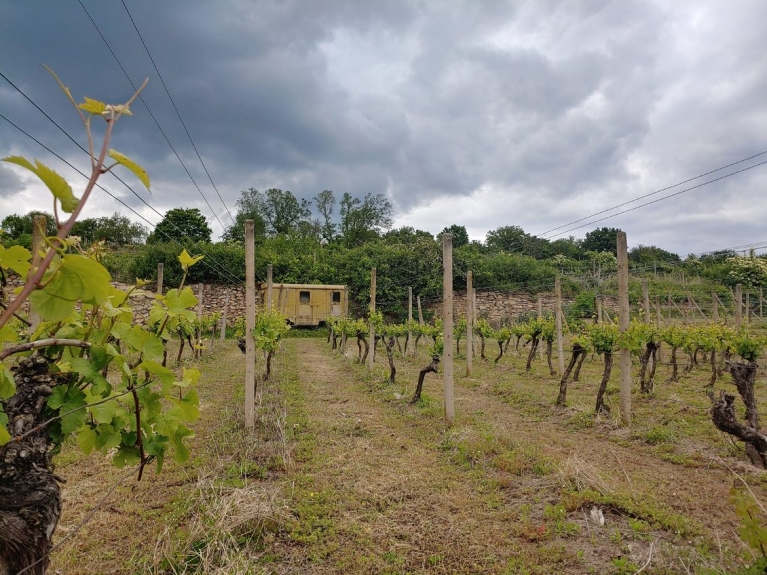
xmin=44 ymin=334 xmax=767 ymax=574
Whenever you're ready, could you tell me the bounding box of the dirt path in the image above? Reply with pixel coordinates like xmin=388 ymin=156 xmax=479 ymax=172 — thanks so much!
xmin=281 ymin=339 xmax=757 ymax=574
xmin=280 ymin=339 xmax=527 ymax=574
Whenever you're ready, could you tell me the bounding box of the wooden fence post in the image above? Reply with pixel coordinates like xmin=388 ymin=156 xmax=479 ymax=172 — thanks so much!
xmin=735 ymin=283 xmax=743 ymax=329
xmin=245 ymin=221 xmax=256 ymax=429
xmin=368 ymin=268 xmax=376 ymax=370
xmin=442 ymin=234 xmax=454 ymax=426
xmin=266 ymin=264 xmax=273 ymax=309
xmin=466 ymin=270 xmax=473 ymax=376
xmin=617 ymin=231 xmax=631 ymax=426
xmin=555 ymin=276 xmax=564 ymax=376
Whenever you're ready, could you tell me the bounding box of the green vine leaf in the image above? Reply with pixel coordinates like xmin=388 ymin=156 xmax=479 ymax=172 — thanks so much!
xmin=0 ymin=245 xmax=32 ymax=277
xmin=178 ymin=249 xmax=204 ymax=271
xmin=78 ymin=97 xmax=107 ymax=115
xmin=30 ymin=254 xmax=112 ymax=321
xmin=0 ymin=364 xmax=16 ymax=400
xmin=108 ymin=149 xmax=150 ymax=190
xmin=0 ymin=409 xmax=10 ymax=446
xmin=2 ymin=156 xmax=79 ymax=213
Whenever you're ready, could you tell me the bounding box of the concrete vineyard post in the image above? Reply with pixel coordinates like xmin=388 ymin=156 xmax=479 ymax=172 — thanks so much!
xmin=537 ymin=294 xmax=543 ymax=359
xmin=220 ymin=289 xmax=229 ymax=343
xmin=555 ymin=276 xmax=565 ymax=376
xmin=712 ymin=292 xmax=719 ymax=322
xmin=417 ymin=296 xmax=424 ymax=324
xmin=642 ymin=280 xmax=650 ymax=324
xmin=156 ymin=262 xmax=164 ymax=296
xmin=368 ymin=268 xmax=376 ymax=370
xmin=245 ymin=221 xmax=256 ymax=429
xmin=442 ymin=234 xmax=454 ymax=426
xmin=466 ymin=270 xmax=473 ymax=376
xmin=617 ymin=231 xmax=631 ymax=426
xmin=197 ymin=284 xmax=204 ymax=347
xmin=596 ymin=295 xmax=603 ymax=324
xmin=407 ymin=287 xmax=413 ymax=356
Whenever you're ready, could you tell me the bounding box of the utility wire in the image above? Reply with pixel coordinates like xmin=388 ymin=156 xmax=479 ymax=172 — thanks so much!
xmin=545 ymin=160 xmax=767 ymax=240
xmin=0 ymin=112 xmax=244 ymax=284
xmin=537 ymin=150 xmax=767 ymax=238
xmin=120 ymin=0 xmax=236 ymax=226
xmin=0 ymin=73 xmax=244 ymax=283
xmin=76 ymin=0 xmax=228 ymax=233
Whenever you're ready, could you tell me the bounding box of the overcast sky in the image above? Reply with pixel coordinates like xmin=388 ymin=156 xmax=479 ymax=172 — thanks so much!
xmin=1 ymin=1 xmax=766 ymax=256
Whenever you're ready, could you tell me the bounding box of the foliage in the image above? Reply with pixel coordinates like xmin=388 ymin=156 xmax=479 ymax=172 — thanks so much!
xmin=71 ymin=212 xmax=148 ymax=246
xmin=439 ymin=225 xmax=469 ymax=248
xmin=581 ymin=227 xmax=622 ymax=254
xmin=339 ymin=192 xmax=393 ymax=247
xmin=147 ymin=208 xmax=212 ymax=245
xmin=726 ymin=254 xmax=767 ymax=289
xmin=0 ymin=76 xmax=205 ymax=500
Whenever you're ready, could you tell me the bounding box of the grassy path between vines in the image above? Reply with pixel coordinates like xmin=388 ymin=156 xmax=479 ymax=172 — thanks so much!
xmin=49 ymin=336 xmax=767 ymax=574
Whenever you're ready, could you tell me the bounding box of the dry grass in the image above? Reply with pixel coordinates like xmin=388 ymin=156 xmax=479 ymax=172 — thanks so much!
xmin=44 ymin=335 xmax=767 ymax=574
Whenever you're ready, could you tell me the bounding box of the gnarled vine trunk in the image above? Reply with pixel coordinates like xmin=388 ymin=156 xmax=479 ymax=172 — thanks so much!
xmin=595 ymin=351 xmax=613 ymax=415
xmin=384 ymin=337 xmax=396 ymax=384
xmin=525 ymin=336 xmax=540 ymax=372
xmin=411 ymin=355 xmax=440 ymax=404
xmin=1 ymin=356 xmax=72 ymax=575
xmin=556 ymin=344 xmax=585 ymax=406
xmin=639 ymin=341 xmax=658 ymax=395
xmin=545 ymin=339 xmax=555 ymax=376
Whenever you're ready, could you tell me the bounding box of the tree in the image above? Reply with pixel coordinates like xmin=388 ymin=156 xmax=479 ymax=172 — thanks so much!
xmin=339 ymin=192 xmax=393 ymax=247
xmin=71 ymin=213 xmax=147 ymax=246
xmin=314 ymin=189 xmax=336 ymax=242
xmin=439 ymin=225 xmax=469 ymax=248
xmin=147 ymin=208 xmax=212 ymax=244
xmin=1 ymin=211 xmax=58 ymax=248
xmin=485 ymin=225 xmax=551 ymax=258
xmin=581 ymin=227 xmax=622 ymax=255
xmin=383 ymin=226 xmax=434 ymax=244
xmin=628 ymin=244 xmax=680 ymax=266
xmin=260 ymin=188 xmax=312 ymax=235
xmin=222 ymin=188 xmax=267 ymax=242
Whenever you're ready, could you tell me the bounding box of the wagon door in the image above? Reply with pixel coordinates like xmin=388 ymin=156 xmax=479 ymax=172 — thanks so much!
xmin=330 ymin=290 xmax=342 ymax=317
xmin=298 ymin=290 xmax=312 ymax=325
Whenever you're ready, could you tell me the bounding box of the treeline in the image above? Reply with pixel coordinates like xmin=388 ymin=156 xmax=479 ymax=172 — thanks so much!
xmin=3 ymin=188 xmax=765 ymax=319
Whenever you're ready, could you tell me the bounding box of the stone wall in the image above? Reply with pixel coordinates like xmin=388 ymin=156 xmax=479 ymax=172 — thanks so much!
xmin=125 ymin=283 xmax=252 ymax=325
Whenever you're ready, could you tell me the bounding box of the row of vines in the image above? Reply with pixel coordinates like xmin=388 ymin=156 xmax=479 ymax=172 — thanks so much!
xmin=328 ymin=312 xmax=767 ymax=466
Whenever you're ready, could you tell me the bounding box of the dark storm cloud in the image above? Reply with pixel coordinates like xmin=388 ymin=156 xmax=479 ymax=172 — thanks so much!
xmin=1 ymin=1 xmax=766 ymax=253
xmin=0 ymin=163 xmax=23 ymax=197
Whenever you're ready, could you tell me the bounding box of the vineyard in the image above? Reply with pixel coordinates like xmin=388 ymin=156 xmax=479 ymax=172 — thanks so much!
xmin=4 ymin=75 xmax=767 ymax=575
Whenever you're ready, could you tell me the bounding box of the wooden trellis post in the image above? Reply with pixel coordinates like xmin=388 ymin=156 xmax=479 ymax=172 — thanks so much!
xmin=368 ymin=268 xmax=376 ymax=370
xmin=245 ymin=221 xmax=256 ymax=429
xmin=617 ymin=231 xmax=631 ymax=426
xmin=466 ymin=270 xmax=473 ymax=376
xmin=442 ymin=234 xmax=454 ymax=426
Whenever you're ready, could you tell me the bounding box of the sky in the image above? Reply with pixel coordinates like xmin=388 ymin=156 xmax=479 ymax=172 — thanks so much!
xmin=1 ymin=0 xmax=766 ymax=257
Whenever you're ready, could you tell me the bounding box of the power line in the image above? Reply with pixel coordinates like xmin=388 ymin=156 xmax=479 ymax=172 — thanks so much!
xmin=76 ymin=0 xmax=228 ymax=233
xmin=120 ymin=0 xmax=236 ymax=226
xmin=537 ymin=150 xmax=767 ymax=238
xmin=545 ymin=159 xmax=767 ymax=240
xmin=0 ymin=72 xmax=243 ymax=283
xmin=0 ymin=112 xmax=244 ymax=285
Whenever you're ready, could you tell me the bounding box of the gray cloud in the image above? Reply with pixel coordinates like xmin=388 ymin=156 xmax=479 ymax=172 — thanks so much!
xmin=0 ymin=0 xmax=766 ymax=255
